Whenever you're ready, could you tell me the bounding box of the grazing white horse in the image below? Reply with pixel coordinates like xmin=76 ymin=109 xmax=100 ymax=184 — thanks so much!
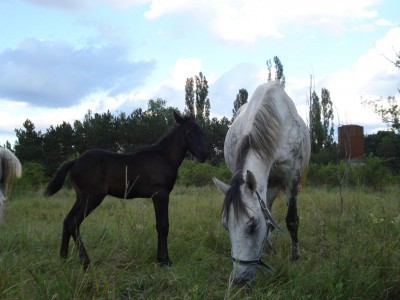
xmin=213 ymin=81 xmax=310 ymax=283
xmin=0 ymin=148 xmax=22 ymax=219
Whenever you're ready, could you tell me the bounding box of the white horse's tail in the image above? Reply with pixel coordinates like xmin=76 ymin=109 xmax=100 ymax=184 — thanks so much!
xmin=14 ymin=157 xmax=22 ymax=178
xmin=0 ymin=148 xmax=22 ymax=178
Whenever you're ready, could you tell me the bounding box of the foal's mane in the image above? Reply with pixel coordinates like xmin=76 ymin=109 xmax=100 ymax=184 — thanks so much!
xmin=222 ymin=83 xmax=282 ymax=223
xmin=136 ymin=114 xmax=195 ymax=153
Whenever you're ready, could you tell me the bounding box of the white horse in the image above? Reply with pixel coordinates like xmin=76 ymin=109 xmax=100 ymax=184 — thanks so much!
xmin=0 ymin=148 xmax=22 ymax=219
xmin=213 ymin=81 xmax=310 ymax=283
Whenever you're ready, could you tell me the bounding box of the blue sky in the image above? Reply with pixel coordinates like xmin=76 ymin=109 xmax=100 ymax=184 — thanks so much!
xmin=0 ymin=0 xmax=399 ymax=146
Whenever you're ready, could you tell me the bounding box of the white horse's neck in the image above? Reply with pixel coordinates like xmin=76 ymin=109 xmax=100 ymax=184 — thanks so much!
xmin=242 ymin=149 xmax=271 ymax=201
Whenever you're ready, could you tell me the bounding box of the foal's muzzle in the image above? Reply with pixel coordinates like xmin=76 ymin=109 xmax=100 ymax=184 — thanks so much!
xmin=196 ymin=150 xmax=208 ymax=163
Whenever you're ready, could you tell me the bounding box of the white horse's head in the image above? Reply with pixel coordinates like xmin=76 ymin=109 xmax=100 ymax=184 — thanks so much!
xmin=214 ymin=171 xmax=282 ymax=284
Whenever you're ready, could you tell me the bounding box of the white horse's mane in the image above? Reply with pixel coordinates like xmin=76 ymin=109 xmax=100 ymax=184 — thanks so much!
xmin=222 ymin=81 xmax=310 ymax=224
xmin=222 ymin=82 xmax=287 ymax=222
xmin=234 ymin=82 xmax=283 ymax=168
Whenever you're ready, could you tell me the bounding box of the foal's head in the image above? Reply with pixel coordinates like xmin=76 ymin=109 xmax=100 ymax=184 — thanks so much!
xmin=173 ymin=110 xmax=208 ymax=162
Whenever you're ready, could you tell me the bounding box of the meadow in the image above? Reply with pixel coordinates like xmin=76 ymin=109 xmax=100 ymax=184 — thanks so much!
xmin=0 ymin=184 xmax=399 ymax=299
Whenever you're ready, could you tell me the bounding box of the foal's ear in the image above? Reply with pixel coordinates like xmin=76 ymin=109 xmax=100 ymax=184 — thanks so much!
xmin=246 ymin=170 xmax=257 ymax=192
xmin=213 ymin=177 xmax=230 ymax=196
xmin=173 ymin=110 xmax=184 ymax=125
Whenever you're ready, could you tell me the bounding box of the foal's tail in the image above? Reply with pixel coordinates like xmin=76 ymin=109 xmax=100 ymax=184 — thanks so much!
xmin=44 ymin=160 xmax=75 ymax=197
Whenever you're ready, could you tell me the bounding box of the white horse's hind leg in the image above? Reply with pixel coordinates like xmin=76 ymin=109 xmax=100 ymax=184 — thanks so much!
xmin=285 ymin=179 xmax=301 ymax=261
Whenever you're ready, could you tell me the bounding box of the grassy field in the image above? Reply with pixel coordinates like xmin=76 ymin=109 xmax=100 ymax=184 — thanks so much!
xmin=0 ymin=184 xmax=399 ymax=299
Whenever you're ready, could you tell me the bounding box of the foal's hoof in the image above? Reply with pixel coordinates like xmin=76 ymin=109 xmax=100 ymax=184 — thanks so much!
xmin=82 ymin=260 xmax=91 ymax=272
xmin=158 ymin=259 xmax=171 ymax=267
xmin=291 ymin=253 xmax=300 ymax=262
xmin=291 ymin=246 xmax=300 ymax=261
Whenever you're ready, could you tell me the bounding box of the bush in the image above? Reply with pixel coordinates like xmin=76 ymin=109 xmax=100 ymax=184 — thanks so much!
xmin=310 ymin=146 xmax=338 ymax=165
xmin=307 ymin=154 xmax=397 ymax=189
xmin=14 ymin=162 xmax=47 ymax=193
xmin=178 ymin=160 xmax=231 ymax=186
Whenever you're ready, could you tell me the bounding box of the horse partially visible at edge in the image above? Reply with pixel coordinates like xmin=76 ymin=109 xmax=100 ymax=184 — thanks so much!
xmin=0 ymin=148 xmax=22 ymax=219
xmin=44 ymin=110 xmax=208 ymax=270
xmin=213 ymin=81 xmax=310 ymax=284
xmin=0 ymin=147 xmax=22 ymax=202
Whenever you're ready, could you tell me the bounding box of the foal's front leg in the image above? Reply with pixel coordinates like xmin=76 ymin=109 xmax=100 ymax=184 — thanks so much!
xmin=152 ymin=190 xmax=170 ymax=265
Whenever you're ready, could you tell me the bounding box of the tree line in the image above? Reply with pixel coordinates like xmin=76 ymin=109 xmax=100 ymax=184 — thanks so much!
xmin=3 ymin=55 xmax=400 ymax=179
xmin=12 ymin=98 xmax=231 ymax=177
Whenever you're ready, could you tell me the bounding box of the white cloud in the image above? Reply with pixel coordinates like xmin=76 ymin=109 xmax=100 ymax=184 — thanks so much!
xmin=169 ymin=58 xmax=202 ymax=89
xmin=0 ymin=39 xmax=155 ymax=107
xmin=317 ymin=27 xmax=400 ymax=130
xmin=22 ymin=0 xmax=92 ymax=9
xmin=113 ymin=58 xmax=203 ymax=113
xmin=144 ymin=0 xmax=382 ymax=43
xmin=23 ymin=0 xmax=149 ymax=10
xmin=375 ymin=18 xmax=395 ymax=27
xmin=144 ymin=0 xmax=203 ymax=19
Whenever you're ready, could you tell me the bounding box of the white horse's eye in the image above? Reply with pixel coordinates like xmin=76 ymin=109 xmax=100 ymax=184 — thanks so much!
xmin=246 ymin=217 xmax=258 ymax=233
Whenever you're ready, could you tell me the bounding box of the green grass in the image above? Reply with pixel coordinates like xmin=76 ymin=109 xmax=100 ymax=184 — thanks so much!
xmin=1 ymin=185 xmax=399 ymax=299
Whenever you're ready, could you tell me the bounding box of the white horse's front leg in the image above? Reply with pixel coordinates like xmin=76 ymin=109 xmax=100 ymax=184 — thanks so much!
xmin=264 ymin=186 xmax=280 ymax=254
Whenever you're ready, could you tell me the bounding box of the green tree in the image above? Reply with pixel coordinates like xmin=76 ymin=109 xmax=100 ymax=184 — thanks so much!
xmin=72 ymin=119 xmax=88 ymax=154
xmin=42 ymin=122 xmax=75 ymax=176
xmin=365 ymin=131 xmax=400 ymax=172
xmin=185 ymin=78 xmax=195 ymax=115
xmin=364 ymin=96 xmax=399 ymax=134
xmin=309 ymin=91 xmax=324 ymax=153
xmin=195 ymin=72 xmax=210 ymax=123
xmin=204 ymin=116 xmax=230 ymax=164
xmin=143 ymin=98 xmax=177 ymax=146
xmin=126 ymin=108 xmax=147 ymax=150
xmin=273 ymin=56 xmax=285 ymax=88
xmin=232 ymin=88 xmax=248 ymax=118
xmin=2 ymin=141 xmax=12 ymax=150
xmin=321 ymin=88 xmax=335 ymax=148
xmin=185 ymin=72 xmax=210 ymax=124
xmin=92 ymin=111 xmax=118 ymax=150
xmin=308 ymin=78 xmax=335 ymax=153
xmin=14 ymin=119 xmax=43 ymax=163
xmin=363 ymin=51 xmax=400 ymax=133
xmin=266 ymin=56 xmax=285 ymax=88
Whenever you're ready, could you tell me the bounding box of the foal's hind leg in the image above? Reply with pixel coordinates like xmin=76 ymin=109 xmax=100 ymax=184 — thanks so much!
xmin=285 ymin=179 xmax=300 ymax=261
xmin=62 ymin=194 xmax=105 ymax=270
xmin=60 ymin=198 xmax=81 ymax=260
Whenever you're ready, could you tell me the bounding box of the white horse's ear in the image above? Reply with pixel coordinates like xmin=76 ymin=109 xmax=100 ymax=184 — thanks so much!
xmin=246 ymin=170 xmax=257 ymax=192
xmin=213 ymin=177 xmax=230 ymax=195
xmin=173 ymin=110 xmax=184 ymax=125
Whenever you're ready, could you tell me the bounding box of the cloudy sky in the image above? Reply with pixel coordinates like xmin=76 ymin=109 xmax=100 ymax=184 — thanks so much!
xmin=0 ymin=0 xmax=399 ymax=146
